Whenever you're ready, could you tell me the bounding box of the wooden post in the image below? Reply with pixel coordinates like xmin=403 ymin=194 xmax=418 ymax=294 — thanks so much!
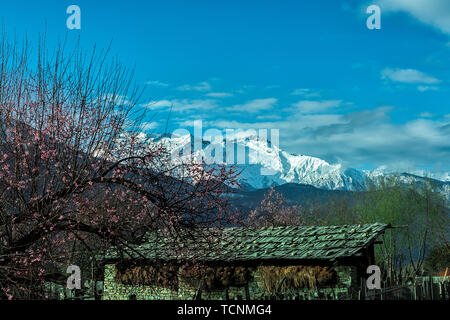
xmin=429 ymin=276 xmax=434 ymax=300
xmin=359 ymin=277 xmax=366 ymax=300
xmin=415 ymin=283 xmax=419 ymax=300
xmin=194 ymin=282 xmax=203 ymax=300
xmin=245 ymin=284 xmax=250 ymax=300
xmin=368 ymin=244 xmax=376 ymax=265
xmin=410 ymin=283 xmax=413 ymax=300
xmin=447 ymin=281 xmax=450 ymax=300
xmin=447 ymin=282 xmax=450 ymax=300
xmin=364 ymin=283 xmax=368 ymax=300
xmin=414 ymin=283 xmax=417 ymax=300
xmin=423 ymin=279 xmax=428 ymax=300
xmin=419 ymin=283 xmax=424 ymax=300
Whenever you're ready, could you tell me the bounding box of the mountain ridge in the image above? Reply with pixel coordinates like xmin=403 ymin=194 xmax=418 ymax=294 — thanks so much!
xmin=158 ymin=133 xmax=450 ymax=199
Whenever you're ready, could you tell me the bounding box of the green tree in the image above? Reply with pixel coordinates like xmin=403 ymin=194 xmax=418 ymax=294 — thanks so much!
xmin=423 ymin=245 xmax=450 ymax=275
xmin=355 ymin=176 xmax=449 ymax=283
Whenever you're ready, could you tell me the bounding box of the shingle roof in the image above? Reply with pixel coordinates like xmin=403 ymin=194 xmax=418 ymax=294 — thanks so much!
xmin=104 ymin=223 xmax=389 ymax=263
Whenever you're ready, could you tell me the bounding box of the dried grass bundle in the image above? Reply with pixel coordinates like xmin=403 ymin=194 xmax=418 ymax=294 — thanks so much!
xmin=115 ymin=264 xmax=179 ymax=291
xmin=179 ymin=265 xmax=253 ymax=291
xmin=259 ymin=265 xmax=337 ymax=293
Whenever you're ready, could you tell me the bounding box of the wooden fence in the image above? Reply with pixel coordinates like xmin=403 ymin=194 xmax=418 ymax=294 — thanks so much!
xmin=359 ymin=276 xmax=450 ymax=300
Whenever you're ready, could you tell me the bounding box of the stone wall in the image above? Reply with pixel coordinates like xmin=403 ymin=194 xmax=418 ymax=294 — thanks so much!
xmin=102 ymin=264 xmax=355 ymax=300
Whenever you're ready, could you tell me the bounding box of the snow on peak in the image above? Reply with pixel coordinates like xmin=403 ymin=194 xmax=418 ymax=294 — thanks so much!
xmin=158 ymin=133 xmax=368 ymax=190
xmin=157 ymin=133 xmax=449 ymax=194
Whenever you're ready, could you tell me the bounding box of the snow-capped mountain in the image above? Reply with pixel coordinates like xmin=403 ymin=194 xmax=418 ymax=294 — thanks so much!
xmin=363 ymin=166 xmax=450 ymax=183
xmin=158 ymin=133 xmax=450 ymax=198
xmin=233 ymin=148 xmax=369 ymax=191
xmin=158 ymin=132 xmax=369 ymax=190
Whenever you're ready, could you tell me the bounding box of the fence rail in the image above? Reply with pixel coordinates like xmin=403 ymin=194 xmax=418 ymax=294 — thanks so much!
xmin=360 ymin=277 xmax=449 ymax=300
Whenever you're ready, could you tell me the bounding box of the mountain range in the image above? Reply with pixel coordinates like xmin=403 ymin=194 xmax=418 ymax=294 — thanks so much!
xmin=157 ymin=133 xmax=450 ymax=201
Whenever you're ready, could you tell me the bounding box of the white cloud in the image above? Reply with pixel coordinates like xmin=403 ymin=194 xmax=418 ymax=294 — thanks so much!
xmin=101 ymin=94 xmax=133 ymax=106
xmin=140 ymin=122 xmax=159 ymax=131
xmin=144 ymin=99 xmax=218 ymax=112
xmin=291 ymin=88 xmax=321 ymax=98
xmin=144 ymin=100 xmax=172 ymax=109
xmin=176 ymin=81 xmax=212 ymax=92
xmin=419 ymin=112 xmax=434 ymax=118
xmin=417 ymin=85 xmax=439 ymax=92
xmin=292 ymin=100 xmax=343 ymax=114
xmin=227 ymin=98 xmax=277 ymax=113
xmin=208 ymin=114 xmax=345 ymax=132
xmin=205 ymin=92 xmax=234 ymax=98
xmin=379 ymin=0 xmax=450 ymax=35
xmin=146 ymin=80 xmax=169 ymax=87
xmin=192 ymin=104 xmax=449 ymax=170
xmin=381 ymin=68 xmax=441 ymax=84
xmin=256 ymin=114 xmax=282 ymax=120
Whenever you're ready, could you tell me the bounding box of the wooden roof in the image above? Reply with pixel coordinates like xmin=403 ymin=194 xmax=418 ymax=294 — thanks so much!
xmin=103 ymin=223 xmax=389 ymax=263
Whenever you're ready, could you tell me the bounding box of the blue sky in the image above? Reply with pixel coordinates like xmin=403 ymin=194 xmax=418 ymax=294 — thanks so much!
xmin=1 ymin=0 xmax=450 ymax=173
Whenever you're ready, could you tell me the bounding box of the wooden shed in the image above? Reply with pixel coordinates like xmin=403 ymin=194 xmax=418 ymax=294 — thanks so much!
xmin=101 ymin=222 xmax=390 ymax=300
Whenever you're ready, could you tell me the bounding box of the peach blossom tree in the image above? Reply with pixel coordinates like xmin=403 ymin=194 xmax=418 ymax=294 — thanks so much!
xmin=0 ymin=36 xmax=239 ymax=299
xmin=248 ymin=187 xmax=302 ymax=227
